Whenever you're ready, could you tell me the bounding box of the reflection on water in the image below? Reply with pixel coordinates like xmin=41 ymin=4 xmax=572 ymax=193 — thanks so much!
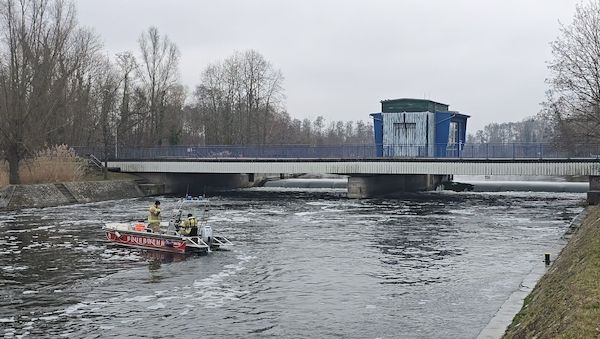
xmin=0 ymin=190 xmax=584 ymax=338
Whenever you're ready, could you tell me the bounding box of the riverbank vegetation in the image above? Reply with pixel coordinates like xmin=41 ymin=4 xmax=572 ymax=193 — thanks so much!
xmin=0 ymin=145 xmax=86 ymax=187
xmin=503 ymin=205 xmax=600 ymax=338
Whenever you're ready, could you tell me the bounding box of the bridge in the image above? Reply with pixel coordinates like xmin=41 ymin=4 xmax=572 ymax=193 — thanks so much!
xmin=86 ymin=143 xmax=600 ymax=201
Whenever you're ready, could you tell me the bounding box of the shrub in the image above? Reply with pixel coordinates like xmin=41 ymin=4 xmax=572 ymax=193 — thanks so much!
xmin=0 ymin=145 xmax=85 ymax=186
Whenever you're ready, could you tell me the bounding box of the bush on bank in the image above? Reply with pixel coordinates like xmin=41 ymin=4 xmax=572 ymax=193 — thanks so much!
xmin=503 ymin=206 xmax=600 ymax=338
xmin=0 ymin=145 xmax=85 ymax=186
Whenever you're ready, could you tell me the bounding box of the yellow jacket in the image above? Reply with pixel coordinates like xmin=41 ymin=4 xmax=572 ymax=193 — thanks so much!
xmin=148 ymin=205 xmax=161 ymax=224
xmin=179 ymin=217 xmax=198 ymax=235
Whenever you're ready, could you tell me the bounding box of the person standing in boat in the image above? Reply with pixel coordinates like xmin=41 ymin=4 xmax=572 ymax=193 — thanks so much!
xmin=148 ymin=200 xmax=161 ymax=232
xmin=179 ymin=213 xmax=198 ymax=236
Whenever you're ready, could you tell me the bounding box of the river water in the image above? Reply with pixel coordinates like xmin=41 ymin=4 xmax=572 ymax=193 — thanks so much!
xmin=0 ymin=188 xmax=584 ymax=338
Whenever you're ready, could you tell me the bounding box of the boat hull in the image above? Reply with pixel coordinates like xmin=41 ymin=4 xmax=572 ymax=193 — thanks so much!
xmin=103 ymin=220 xmax=232 ymax=254
xmin=105 ymin=230 xmax=188 ymax=254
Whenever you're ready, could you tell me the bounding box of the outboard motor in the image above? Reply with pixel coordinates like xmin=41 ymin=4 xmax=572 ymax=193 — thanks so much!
xmin=201 ymin=225 xmax=213 ymax=245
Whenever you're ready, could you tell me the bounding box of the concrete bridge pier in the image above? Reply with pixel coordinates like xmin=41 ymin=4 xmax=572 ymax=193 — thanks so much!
xmin=347 ymin=174 xmax=450 ymax=198
xmin=134 ymin=173 xmax=253 ymax=195
xmin=587 ymin=176 xmax=600 ymax=205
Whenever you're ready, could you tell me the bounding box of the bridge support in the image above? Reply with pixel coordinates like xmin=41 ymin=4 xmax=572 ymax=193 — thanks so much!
xmin=347 ymin=174 xmax=449 ymax=198
xmin=587 ymin=176 xmax=600 ymax=205
xmin=134 ymin=173 xmax=253 ymax=195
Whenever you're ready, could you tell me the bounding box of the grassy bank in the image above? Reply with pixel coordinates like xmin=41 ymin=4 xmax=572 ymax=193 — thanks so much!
xmin=503 ymin=205 xmax=600 ymax=338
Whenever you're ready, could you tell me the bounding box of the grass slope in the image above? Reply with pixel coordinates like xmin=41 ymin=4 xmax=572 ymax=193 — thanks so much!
xmin=503 ymin=206 xmax=600 ymax=338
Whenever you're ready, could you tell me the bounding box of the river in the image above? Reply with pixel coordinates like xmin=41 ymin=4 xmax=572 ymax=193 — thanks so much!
xmin=0 ymin=188 xmax=584 ymax=338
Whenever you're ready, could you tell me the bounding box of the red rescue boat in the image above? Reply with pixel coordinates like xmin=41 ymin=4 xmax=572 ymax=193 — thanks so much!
xmin=104 ymin=197 xmax=233 ymax=254
xmin=105 ymin=226 xmax=189 ymax=253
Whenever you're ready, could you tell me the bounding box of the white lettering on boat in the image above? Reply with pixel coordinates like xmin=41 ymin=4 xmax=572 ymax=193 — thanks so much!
xmin=107 ymin=232 xmax=185 ymax=251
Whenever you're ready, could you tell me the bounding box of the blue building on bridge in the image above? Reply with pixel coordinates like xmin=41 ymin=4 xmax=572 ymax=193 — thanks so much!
xmin=370 ymin=98 xmax=469 ymax=157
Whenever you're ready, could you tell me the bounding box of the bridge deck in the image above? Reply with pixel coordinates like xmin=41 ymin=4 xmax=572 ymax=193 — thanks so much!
xmin=107 ymin=158 xmax=600 ymax=176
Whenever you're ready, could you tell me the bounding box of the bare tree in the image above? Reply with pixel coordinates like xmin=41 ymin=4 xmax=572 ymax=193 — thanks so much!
xmin=192 ymin=50 xmax=284 ymax=145
xmin=543 ymin=0 xmax=600 ymax=142
xmin=115 ymin=51 xmax=138 ymax=147
xmin=137 ymin=26 xmax=180 ymax=145
xmin=0 ymin=0 xmax=99 ymax=183
xmin=89 ymin=57 xmax=121 ymax=178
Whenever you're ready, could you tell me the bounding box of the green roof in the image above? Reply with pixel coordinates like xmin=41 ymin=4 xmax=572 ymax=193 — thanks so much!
xmin=381 ymin=98 xmax=449 ymax=113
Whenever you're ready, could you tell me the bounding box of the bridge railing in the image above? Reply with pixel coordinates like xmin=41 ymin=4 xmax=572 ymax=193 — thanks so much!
xmin=72 ymin=143 xmax=600 ymax=160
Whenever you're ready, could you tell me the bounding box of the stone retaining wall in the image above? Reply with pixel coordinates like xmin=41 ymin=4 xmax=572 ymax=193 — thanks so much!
xmin=0 ymin=180 xmax=149 ymax=210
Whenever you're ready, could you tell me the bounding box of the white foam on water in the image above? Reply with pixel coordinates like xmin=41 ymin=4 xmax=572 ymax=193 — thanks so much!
xmin=119 ymin=317 xmax=142 ymax=324
xmin=100 ymin=253 xmax=142 ymax=261
xmin=2 ymin=265 xmax=27 ymax=272
xmin=294 ymin=211 xmax=317 ymax=216
xmin=0 ymin=317 xmax=15 ymax=323
xmin=189 ymin=253 xmax=254 ymax=308
xmin=22 ymin=290 xmax=37 ymax=295
xmin=236 ymin=254 xmax=256 ymax=262
xmin=231 ymin=217 xmax=251 ymax=223
xmin=147 ymin=302 xmax=165 ymax=310
xmin=306 ymin=201 xmax=336 ymax=206
xmin=157 ymin=295 xmax=178 ymax=301
xmin=21 ymin=243 xmax=43 ymax=250
xmin=31 ymin=225 xmax=54 ymax=231
xmin=5 ymin=229 xmax=27 ymax=234
xmin=75 ymin=244 xmax=105 ymax=253
xmin=448 ymin=208 xmax=478 ymax=216
xmin=124 ymin=295 xmax=155 ymax=303
xmin=63 ymin=303 xmax=87 ymax=315
xmin=39 ymin=315 xmax=59 ymax=321
xmin=56 ymin=242 xmax=73 ymax=248
xmin=321 ymin=208 xmax=345 ymax=213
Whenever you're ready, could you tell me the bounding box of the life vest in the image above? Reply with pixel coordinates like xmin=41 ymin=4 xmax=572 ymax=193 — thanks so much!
xmin=134 ymin=223 xmax=146 ymax=231
xmin=184 ymin=217 xmax=198 ymax=227
xmin=179 ymin=217 xmax=197 ymax=235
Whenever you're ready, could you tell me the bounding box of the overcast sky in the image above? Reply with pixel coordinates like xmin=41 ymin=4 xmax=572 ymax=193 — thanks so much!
xmin=78 ymin=0 xmax=580 ymax=132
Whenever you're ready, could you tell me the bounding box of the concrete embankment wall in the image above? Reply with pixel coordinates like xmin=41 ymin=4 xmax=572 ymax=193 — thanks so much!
xmin=0 ymin=180 xmax=146 ymax=210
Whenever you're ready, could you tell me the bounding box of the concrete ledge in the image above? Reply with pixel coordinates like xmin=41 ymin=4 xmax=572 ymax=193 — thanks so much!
xmin=0 ymin=185 xmax=16 ymax=209
xmin=8 ymin=184 xmax=72 ymax=208
xmin=64 ymin=180 xmax=144 ymax=203
xmin=0 ymin=180 xmax=146 ymax=210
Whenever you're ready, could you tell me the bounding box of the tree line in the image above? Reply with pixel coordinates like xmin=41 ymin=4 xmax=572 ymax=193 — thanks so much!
xmin=467 ymin=117 xmax=553 ymax=143
xmin=0 ymin=0 xmax=373 ymax=184
xmin=471 ymin=1 xmax=600 ymax=147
